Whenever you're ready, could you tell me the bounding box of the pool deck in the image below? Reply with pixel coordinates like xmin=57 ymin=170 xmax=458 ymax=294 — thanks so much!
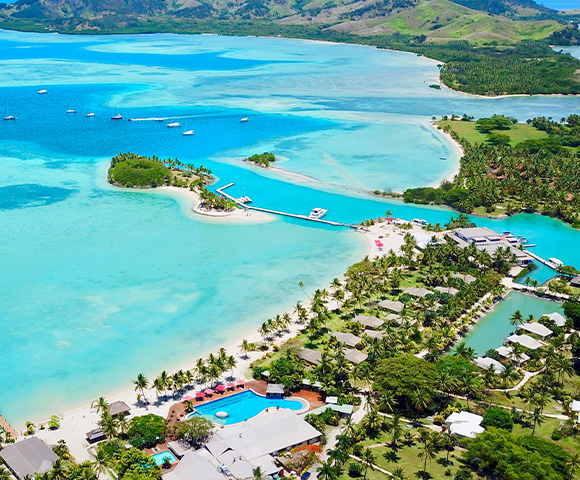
xmin=164 ymin=380 xmax=324 ymax=429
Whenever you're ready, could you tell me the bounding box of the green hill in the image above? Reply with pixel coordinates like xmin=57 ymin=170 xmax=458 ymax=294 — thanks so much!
xmin=0 ymin=0 xmax=567 ymax=44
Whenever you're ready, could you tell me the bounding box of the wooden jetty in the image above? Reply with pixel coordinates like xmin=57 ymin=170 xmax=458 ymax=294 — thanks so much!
xmin=216 ymin=183 xmax=358 ymax=229
xmin=0 ymin=414 xmax=18 ymax=440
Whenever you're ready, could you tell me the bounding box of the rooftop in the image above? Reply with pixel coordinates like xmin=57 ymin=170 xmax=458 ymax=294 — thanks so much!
xmin=403 ymin=287 xmax=432 ymax=298
xmin=363 ymin=329 xmax=383 ymax=340
xmin=266 ymin=384 xmax=285 ymax=395
xmin=451 ymin=273 xmax=476 ymax=284
xmin=474 ymin=357 xmax=505 ymax=373
xmin=344 ymin=349 xmax=368 ymax=365
xmin=434 ymin=286 xmax=459 ymax=296
xmin=0 ymin=437 xmax=58 ymax=479
xmin=542 ymin=312 xmax=566 ymax=327
xmin=109 ymin=400 xmax=131 ymax=417
xmin=496 ymin=345 xmax=530 ymax=363
xmin=377 ymin=299 xmax=404 ymax=313
xmin=332 ymin=332 xmax=362 ymax=347
xmin=299 ymin=348 xmax=322 ymax=366
xmin=506 ymin=334 xmax=543 ymax=350
xmin=518 ymin=322 xmax=553 ymax=338
xmin=351 ymin=314 xmax=384 ymax=328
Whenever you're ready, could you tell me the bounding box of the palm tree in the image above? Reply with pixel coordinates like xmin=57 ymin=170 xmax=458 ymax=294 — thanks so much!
xmin=566 ymin=453 xmax=580 ymax=480
xmin=91 ymin=448 xmax=109 ymax=479
xmin=509 ymin=309 xmax=524 ymax=327
xmin=391 ymin=467 xmax=407 ymax=480
xmin=0 ymin=467 xmax=11 ymax=480
xmin=417 ymin=429 xmax=436 ymax=474
xmin=531 ymin=407 xmax=545 ymax=436
xmin=252 ymin=466 xmax=264 ymax=480
xmin=240 ymin=338 xmax=250 ymax=359
xmin=91 ymin=397 xmax=109 ymax=416
xmin=51 ymin=459 xmax=68 ymax=480
xmin=317 ymin=460 xmax=338 ymax=480
xmin=134 ymin=373 xmax=148 ymax=406
xmin=298 ymin=280 xmax=310 ymax=300
xmin=361 ymin=448 xmax=376 ymax=480
xmin=100 ymin=413 xmax=118 ymax=439
xmin=226 ymin=355 xmax=236 ymax=380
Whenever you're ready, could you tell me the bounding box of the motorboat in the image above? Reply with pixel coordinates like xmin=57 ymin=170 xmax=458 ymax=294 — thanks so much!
xmin=38 ymin=89 xmax=48 ymax=94
xmin=549 ymin=258 xmax=564 ymax=267
xmin=66 ymin=109 xmax=77 ymax=113
xmin=167 ymin=122 xmax=180 ymax=128
xmin=86 ymin=112 xmax=95 ymax=117
xmin=183 ymin=129 xmax=195 ymax=136
xmin=440 ymin=156 xmax=447 ymax=160
xmin=3 ymin=115 xmax=16 ymax=120
xmin=240 ymin=117 xmax=248 ymax=123
xmin=111 ymin=114 xmax=122 ymax=120
xmin=309 ymin=208 xmax=327 ymax=219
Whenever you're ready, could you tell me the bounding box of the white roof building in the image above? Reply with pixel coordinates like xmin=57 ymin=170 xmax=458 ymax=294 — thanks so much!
xmin=518 ymin=322 xmax=553 ymax=339
xmin=496 ymin=345 xmax=530 ymax=364
xmin=506 ymin=334 xmax=543 ymax=350
xmin=542 ymin=312 xmax=566 ymax=327
xmin=164 ymin=449 xmax=223 ymax=480
xmin=446 ymin=411 xmax=484 ymax=439
xmin=211 ymin=409 xmax=322 ymax=458
xmin=474 ymin=357 xmax=505 ymax=373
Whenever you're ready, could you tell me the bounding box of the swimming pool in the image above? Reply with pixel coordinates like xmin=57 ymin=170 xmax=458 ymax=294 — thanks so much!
xmin=188 ymin=390 xmax=306 ymax=424
xmin=151 ymin=451 xmax=178 ymax=466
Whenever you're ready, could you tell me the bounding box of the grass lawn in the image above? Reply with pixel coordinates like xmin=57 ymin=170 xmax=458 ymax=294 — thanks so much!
xmin=435 ymin=119 xmax=548 ymax=146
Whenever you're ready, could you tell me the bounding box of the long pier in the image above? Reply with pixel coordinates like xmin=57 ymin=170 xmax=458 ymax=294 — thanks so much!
xmin=525 ymin=249 xmax=557 ymax=269
xmin=0 ymin=414 xmax=17 ymax=440
xmin=216 ymin=183 xmax=358 ymax=229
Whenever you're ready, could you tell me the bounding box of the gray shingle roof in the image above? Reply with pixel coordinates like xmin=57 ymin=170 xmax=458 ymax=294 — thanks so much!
xmin=1 ymin=437 xmax=58 ymax=479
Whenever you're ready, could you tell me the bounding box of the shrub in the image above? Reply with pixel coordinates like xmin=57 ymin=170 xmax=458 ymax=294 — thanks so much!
xmin=482 ymin=407 xmax=514 ymax=431
xmin=127 ymin=414 xmax=167 ymax=449
xmin=348 ymin=462 xmax=362 ymax=477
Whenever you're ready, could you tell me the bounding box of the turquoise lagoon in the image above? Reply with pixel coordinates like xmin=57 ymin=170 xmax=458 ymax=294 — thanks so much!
xmin=461 ymin=292 xmax=564 ymax=356
xmin=0 ymin=30 xmax=579 ymax=425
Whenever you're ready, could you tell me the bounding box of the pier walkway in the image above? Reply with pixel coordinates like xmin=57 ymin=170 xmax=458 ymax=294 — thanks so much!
xmin=0 ymin=414 xmax=17 ymax=439
xmin=216 ymin=183 xmax=358 ymax=229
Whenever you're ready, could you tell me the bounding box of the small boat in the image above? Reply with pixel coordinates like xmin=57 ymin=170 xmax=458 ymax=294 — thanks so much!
xmin=549 ymin=257 xmax=564 ymax=267
xmin=86 ymin=112 xmax=95 ymax=117
xmin=3 ymin=115 xmax=16 ymax=120
xmin=167 ymin=122 xmax=180 ymax=128
xmin=440 ymin=156 xmax=447 ymax=160
xmin=155 ymin=118 xmax=164 ymax=122
xmin=183 ymin=129 xmax=194 ymax=136
xmin=37 ymin=89 xmax=48 ymax=94
xmin=66 ymin=109 xmax=77 ymax=114
xmin=309 ymin=208 xmax=328 ymax=219
xmin=111 ymin=114 xmax=122 ymax=120
xmin=236 ymin=196 xmax=252 ymax=204
xmin=240 ymin=117 xmax=248 ymax=123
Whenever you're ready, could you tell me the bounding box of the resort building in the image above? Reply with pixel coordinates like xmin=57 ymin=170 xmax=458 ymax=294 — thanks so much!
xmin=109 ymin=400 xmax=131 ymax=417
xmin=449 ymin=227 xmax=533 ymax=266
xmin=402 ymin=287 xmax=432 ymax=298
xmin=167 ymin=410 xmax=322 ymax=480
xmin=474 ymin=356 xmax=505 ymax=373
xmin=542 ymin=312 xmax=567 ymax=327
xmin=445 ymin=411 xmax=484 ymax=439
xmin=0 ymin=437 xmax=58 ymax=479
xmin=451 ymin=273 xmax=476 ymax=284
xmin=571 ymin=400 xmax=580 ymax=423
xmin=265 ymin=384 xmax=285 ymax=398
xmin=377 ymin=299 xmax=404 ymax=313
xmin=344 ymin=349 xmax=368 ymax=365
xmin=332 ymin=332 xmax=362 ymax=347
xmin=363 ymin=329 xmax=383 ymax=340
xmin=517 ymin=322 xmax=553 ymax=340
xmin=299 ymin=348 xmax=322 ymax=366
xmin=506 ymin=334 xmax=544 ymax=350
xmin=496 ymin=346 xmax=530 ymax=365
xmin=434 ymin=286 xmax=459 ymax=296
xmin=351 ymin=314 xmax=384 ymax=329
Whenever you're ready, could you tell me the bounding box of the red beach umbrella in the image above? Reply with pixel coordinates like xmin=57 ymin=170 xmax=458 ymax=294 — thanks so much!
xmin=227 ymin=382 xmax=235 ymax=389
xmin=195 ymin=392 xmax=204 ymax=400
xmin=216 ymin=385 xmax=226 ymax=392
xmin=204 ymin=389 xmax=215 ymax=396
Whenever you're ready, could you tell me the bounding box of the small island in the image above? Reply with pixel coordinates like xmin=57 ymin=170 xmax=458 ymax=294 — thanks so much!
xmin=108 ymin=152 xmax=213 ymax=190
xmin=243 ymin=152 xmax=276 ymax=168
xmin=108 ymin=152 xmax=243 ymax=215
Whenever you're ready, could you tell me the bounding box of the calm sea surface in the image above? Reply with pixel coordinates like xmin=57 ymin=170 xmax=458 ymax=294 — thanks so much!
xmin=0 ymin=30 xmax=579 ymax=425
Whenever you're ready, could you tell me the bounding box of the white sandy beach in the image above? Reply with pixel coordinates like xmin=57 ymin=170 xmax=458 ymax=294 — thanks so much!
xmin=29 ymin=218 xmax=415 ymax=463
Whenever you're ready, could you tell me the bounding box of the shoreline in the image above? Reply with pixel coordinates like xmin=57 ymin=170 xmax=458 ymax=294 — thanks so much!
xmin=29 ymin=224 xmax=372 ymax=462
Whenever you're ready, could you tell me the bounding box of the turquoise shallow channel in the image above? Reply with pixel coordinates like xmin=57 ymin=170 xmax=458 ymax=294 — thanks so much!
xmin=461 ymin=292 xmax=565 ymax=356
xmin=188 ymin=390 xmax=303 ymax=425
xmin=0 ymin=30 xmax=579 ymax=426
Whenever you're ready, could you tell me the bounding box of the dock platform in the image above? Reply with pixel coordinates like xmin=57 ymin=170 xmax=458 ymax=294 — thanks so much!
xmin=216 ymin=183 xmax=358 ymax=229
xmin=0 ymin=414 xmax=17 ymax=440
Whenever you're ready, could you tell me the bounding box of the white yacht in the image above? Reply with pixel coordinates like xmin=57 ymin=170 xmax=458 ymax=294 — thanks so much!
xmin=86 ymin=112 xmax=95 ymax=117
xmin=66 ymin=109 xmax=77 ymax=114
xmin=167 ymin=122 xmax=180 ymax=128
xmin=549 ymin=258 xmax=564 ymax=267
xmin=111 ymin=114 xmax=122 ymax=120
xmin=37 ymin=89 xmax=48 ymax=94
xmin=183 ymin=129 xmax=194 ymax=136
xmin=309 ymin=208 xmax=328 ymax=219
xmin=3 ymin=115 xmax=16 ymax=120
xmin=240 ymin=117 xmax=248 ymax=123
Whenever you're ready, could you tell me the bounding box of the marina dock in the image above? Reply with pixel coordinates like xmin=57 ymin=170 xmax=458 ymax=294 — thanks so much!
xmin=216 ymin=183 xmax=358 ymax=229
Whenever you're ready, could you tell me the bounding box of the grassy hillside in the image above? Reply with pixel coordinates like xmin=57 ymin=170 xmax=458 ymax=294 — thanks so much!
xmin=436 ymin=118 xmax=549 ymax=145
